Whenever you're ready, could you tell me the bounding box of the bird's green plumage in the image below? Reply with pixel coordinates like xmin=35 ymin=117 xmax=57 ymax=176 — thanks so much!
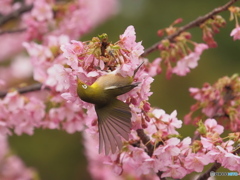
xmin=76 ymin=65 xmax=142 ymax=154
xmin=77 ymin=74 xmax=137 ymax=106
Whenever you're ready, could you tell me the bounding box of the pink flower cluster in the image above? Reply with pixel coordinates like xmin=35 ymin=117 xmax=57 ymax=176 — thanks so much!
xmin=23 ymin=25 xmax=157 ymax=137
xmin=57 ymin=25 xmax=154 ymax=109
xmin=20 ymin=24 xmax=240 ymax=179
xmin=24 ymin=25 xmax=164 ymax=178
xmin=155 ymin=18 xmax=211 ymax=78
xmin=200 ymin=119 xmax=240 ymax=172
xmin=0 ymin=0 xmax=16 ymax=15
xmin=22 ymin=0 xmax=119 ymax=41
xmin=1 ymin=1 xmax=240 ymax=177
xmin=0 ymin=90 xmax=88 ymax=135
xmin=0 ymin=0 xmax=118 ymax=61
xmin=23 ymin=35 xmax=70 ymax=83
xmin=172 ymin=43 xmax=208 ymax=76
xmin=84 ymin=107 xmax=240 ymax=179
xmin=185 ymin=74 xmax=240 ymax=131
xmin=201 ymin=15 xmax=226 ymax=48
xmin=0 ymin=91 xmax=45 ymax=135
xmin=229 ymin=6 xmax=240 ymax=41
xmin=0 ymin=0 xmax=121 ymax=138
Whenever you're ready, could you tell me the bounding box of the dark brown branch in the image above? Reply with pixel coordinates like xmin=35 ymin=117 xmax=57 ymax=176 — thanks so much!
xmin=136 ymin=129 xmax=154 ymax=156
xmin=0 ymin=4 xmax=33 ymax=27
xmin=0 ymin=83 xmax=48 ymax=98
xmin=136 ymin=129 xmax=166 ymax=180
xmin=0 ymin=28 xmax=26 ymax=35
xmin=197 ymin=162 xmax=221 ymax=180
xmin=141 ymin=0 xmax=239 ymax=57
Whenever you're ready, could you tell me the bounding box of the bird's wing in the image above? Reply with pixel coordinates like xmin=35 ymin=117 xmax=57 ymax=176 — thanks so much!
xmin=95 ymin=99 xmax=132 ymax=155
xmin=104 ymin=82 xmax=140 ymax=97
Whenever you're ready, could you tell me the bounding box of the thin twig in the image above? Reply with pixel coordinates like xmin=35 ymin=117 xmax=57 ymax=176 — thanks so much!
xmin=197 ymin=162 xmax=221 ymax=180
xmin=141 ymin=0 xmax=239 ymax=57
xmin=0 ymin=83 xmax=48 ymax=98
xmin=0 ymin=4 xmax=33 ymax=27
xmin=0 ymin=28 xmax=26 ymax=35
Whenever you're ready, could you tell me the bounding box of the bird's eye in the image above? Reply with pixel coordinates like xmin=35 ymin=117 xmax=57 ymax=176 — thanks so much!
xmin=82 ymin=84 xmax=87 ymax=89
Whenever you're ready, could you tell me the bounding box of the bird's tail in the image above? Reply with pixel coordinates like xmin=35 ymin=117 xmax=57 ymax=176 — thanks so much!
xmin=95 ymin=99 xmax=132 ymax=155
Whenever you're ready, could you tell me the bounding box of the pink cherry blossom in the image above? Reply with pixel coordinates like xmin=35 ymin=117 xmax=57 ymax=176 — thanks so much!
xmin=121 ymin=147 xmax=151 ymax=176
xmin=161 ymin=164 xmax=188 ymax=179
xmin=0 ymin=91 xmax=48 ymax=135
xmin=184 ymin=153 xmax=211 ymax=172
xmin=154 ymin=110 xmax=182 ymax=135
xmin=189 ymin=87 xmax=202 ymax=100
xmin=195 ymin=43 xmax=209 ymax=54
xmin=0 ymin=0 xmax=13 ymax=15
xmin=201 ymin=136 xmax=215 ymax=150
xmin=51 ymin=0 xmax=119 ymax=39
xmin=116 ymin=25 xmax=145 ymax=77
xmin=59 ymin=103 xmax=86 ymax=133
xmin=60 ymin=40 xmax=85 ymax=70
xmin=119 ymin=25 xmax=144 ymax=57
xmin=3 ymin=91 xmax=25 ymax=112
xmin=152 ymin=108 xmax=166 ymax=119
xmin=230 ymin=26 xmax=240 ymax=40
xmin=0 ymin=108 xmax=11 ymax=135
xmin=23 ymin=42 xmax=53 ymax=82
xmin=46 ymin=64 xmax=73 ymax=92
xmin=145 ymin=58 xmax=162 ymax=77
xmin=1 ymin=1 xmax=239 ymax=177
xmin=10 ymin=55 xmax=33 ymax=79
xmin=172 ymin=43 xmax=208 ymax=76
xmin=47 ymin=35 xmax=70 ymax=47
xmin=22 ymin=0 xmax=119 ymax=41
xmin=204 ymin=118 xmax=224 ymax=135
xmin=216 ymin=146 xmax=240 ymax=171
xmin=154 ymin=138 xmax=181 ymax=157
xmin=0 ymin=79 xmax=5 ymax=87
xmin=186 ymin=75 xmax=240 ymax=131
xmin=31 ymin=0 xmax=53 ymax=22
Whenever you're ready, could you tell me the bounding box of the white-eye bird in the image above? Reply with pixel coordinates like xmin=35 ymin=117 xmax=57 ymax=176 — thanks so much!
xmin=77 ymin=65 xmax=141 ymax=155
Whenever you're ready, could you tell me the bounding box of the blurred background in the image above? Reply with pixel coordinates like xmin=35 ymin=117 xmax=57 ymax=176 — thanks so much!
xmin=8 ymin=0 xmax=240 ymax=179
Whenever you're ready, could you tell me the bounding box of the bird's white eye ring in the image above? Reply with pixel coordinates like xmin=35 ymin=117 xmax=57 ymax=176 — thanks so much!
xmin=82 ymin=84 xmax=87 ymax=89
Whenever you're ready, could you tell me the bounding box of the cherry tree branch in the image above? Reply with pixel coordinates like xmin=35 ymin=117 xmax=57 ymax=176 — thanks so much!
xmin=136 ymin=129 xmax=166 ymax=180
xmin=0 ymin=4 xmax=33 ymax=27
xmin=141 ymin=0 xmax=239 ymax=57
xmin=197 ymin=162 xmax=221 ymax=180
xmin=196 ymin=144 xmax=240 ymax=180
xmin=0 ymin=28 xmax=26 ymax=35
xmin=0 ymin=83 xmax=48 ymax=98
xmin=136 ymin=129 xmax=154 ymax=156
